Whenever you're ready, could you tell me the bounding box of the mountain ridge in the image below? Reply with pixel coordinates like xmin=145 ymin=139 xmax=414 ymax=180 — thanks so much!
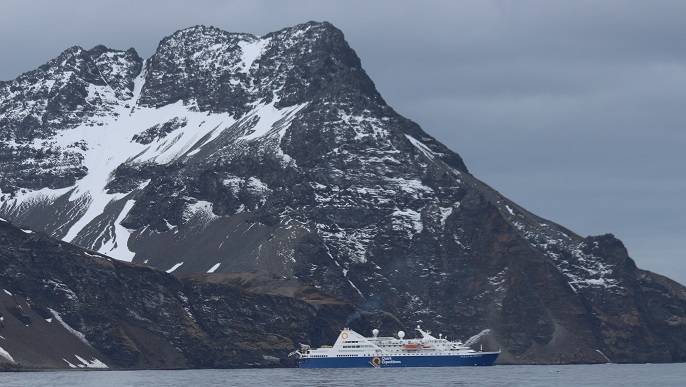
xmin=1 ymin=21 xmax=685 ymax=365
xmin=0 ymin=216 xmax=394 ymax=369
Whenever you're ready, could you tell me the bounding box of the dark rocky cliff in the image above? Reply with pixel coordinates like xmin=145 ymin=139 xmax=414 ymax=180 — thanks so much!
xmin=0 ymin=21 xmax=685 ymax=366
xmin=0 ymin=218 xmax=407 ymax=369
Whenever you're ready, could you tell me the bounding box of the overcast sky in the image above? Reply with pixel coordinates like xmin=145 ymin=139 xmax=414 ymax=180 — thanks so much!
xmin=1 ymin=0 xmax=684 ymax=285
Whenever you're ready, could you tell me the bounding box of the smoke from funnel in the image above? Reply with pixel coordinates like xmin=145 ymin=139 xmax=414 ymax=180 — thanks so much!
xmin=464 ymin=329 xmax=491 ymax=347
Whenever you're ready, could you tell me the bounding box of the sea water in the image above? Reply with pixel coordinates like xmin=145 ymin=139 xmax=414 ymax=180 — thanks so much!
xmin=1 ymin=363 xmax=685 ymax=386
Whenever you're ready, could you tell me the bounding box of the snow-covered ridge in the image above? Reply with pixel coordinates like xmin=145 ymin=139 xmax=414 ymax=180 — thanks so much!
xmin=0 ymin=44 xmax=141 ymax=137
xmin=501 ymin=200 xmax=621 ymax=291
xmin=1 ymin=55 xmax=312 ymax=261
xmin=0 ymin=22 xmax=342 ymax=260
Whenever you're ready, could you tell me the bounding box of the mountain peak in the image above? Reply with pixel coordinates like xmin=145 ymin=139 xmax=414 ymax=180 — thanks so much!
xmin=163 ymin=24 xmax=258 ymax=46
xmin=139 ymin=21 xmax=380 ymax=113
xmin=270 ymin=20 xmax=339 ymax=39
xmin=2 ymin=22 xmax=685 ymax=365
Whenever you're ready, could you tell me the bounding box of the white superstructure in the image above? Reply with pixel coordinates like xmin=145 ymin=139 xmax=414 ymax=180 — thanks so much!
xmin=299 ymin=325 xmax=481 ymax=360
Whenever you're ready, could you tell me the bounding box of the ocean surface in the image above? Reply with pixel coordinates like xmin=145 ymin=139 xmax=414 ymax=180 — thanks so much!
xmin=1 ymin=363 xmax=685 ymax=386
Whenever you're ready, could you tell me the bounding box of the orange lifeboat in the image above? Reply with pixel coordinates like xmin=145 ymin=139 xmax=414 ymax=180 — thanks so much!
xmin=403 ymin=343 xmax=420 ymax=349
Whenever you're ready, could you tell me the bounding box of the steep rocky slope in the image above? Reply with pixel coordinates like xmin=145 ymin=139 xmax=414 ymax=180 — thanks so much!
xmin=0 ymin=217 xmax=405 ymax=369
xmin=1 ymin=22 xmax=685 ymax=364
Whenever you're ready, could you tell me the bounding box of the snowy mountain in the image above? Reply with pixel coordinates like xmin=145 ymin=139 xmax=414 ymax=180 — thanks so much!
xmin=1 ymin=21 xmax=685 ymax=364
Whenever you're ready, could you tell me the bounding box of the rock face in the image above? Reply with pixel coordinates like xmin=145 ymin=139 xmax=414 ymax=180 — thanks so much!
xmin=0 ymin=218 xmax=401 ymax=369
xmin=1 ymin=21 xmax=685 ymax=365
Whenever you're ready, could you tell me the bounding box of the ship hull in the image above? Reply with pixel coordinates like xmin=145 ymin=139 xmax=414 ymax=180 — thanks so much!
xmin=298 ymin=352 xmax=499 ymax=368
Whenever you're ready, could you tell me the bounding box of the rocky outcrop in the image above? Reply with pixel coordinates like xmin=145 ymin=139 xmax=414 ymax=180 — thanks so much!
xmin=0 ymin=218 xmax=407 ymax=370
